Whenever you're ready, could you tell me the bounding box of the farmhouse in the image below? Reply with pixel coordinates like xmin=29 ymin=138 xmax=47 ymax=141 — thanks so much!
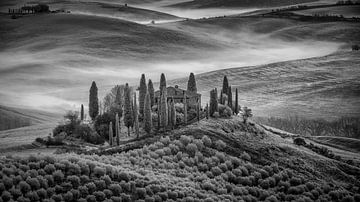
xmin=154 ymin=85 xmax=201 ymax=105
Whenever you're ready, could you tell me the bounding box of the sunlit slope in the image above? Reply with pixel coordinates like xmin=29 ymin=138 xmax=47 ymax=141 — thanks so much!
xmin=311 ymin=136 xmax=360 ymax=153
xmin=0 ymin=0 xmax=182 ymax=23
xmin=0 ymin=105 xmax=60 ymax=131
xmin=164 ymin=16 xmax=360 ymax=46
xmin=169 ymin=51 xmax=360 ymax=120
xmin=169 ymin=0 xmax=319 ymax=8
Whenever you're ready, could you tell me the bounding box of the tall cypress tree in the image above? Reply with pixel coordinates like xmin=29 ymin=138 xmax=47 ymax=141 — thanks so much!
xmin=210 ymin=88 xmax=218 ymax=117
xmin=139 ymin=74 xmax=147 ymax=116
xmin=113 ymin=87 xmax=123 ymax=117
xmin=183 ymin=92 xmax=187 ymax=125
xmin=160 ymin=73 xmax=167 ymax=97
xmin=228 ymin=86 xmax=233 ymax=109
xmin=89 ymin=81 xmax=99 ymax=121
xmin=80 ymin=104 xmax=84 ymax=121
xmin=109 ymin=121 xmax=113 ymax=146
xmin=187 ymin=72 xmax=197 ymax=93
xmin=144 ymin=92 xmax=152 ymax=134
xmin=235 ymin=88 xmax=239 ymax=114
xmin=160 ymin=88 xmax=168 ymax=130
xmin=220 ymin=90 xmax=224 ymax=105
xmin=148 ymin=79 xmax=155 ymax=107
xmin=170 ymin=99 xmax=176 ymax=129
xmin=123 ymin=83 xmax=133 ymax=137
xmin=222 ymin=76 xmax=229 ymax=96
xmin=115 ymin=113 xmax=120 ymax=145
xmin=133 ymin=93 xmax=140 ymax=138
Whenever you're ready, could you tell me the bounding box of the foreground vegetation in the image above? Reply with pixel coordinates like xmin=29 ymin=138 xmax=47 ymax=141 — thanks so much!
xmin=1 ymin=127 xmax=360 ymax=201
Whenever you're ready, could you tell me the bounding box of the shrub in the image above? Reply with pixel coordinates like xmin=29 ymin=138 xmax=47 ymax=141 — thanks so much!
xmin=215 ymin=140 xmax=226 ymax=150
xmin=294 ymin=138 xmax=306 ymax=146
xmin=44 ymin=164 xmax=56 ymax=174
xmin=119 ymin=172 xmax=130 ymax=182
xmin=2 ymin=176 xmax=13 ymax=190
xmin=180 ymin=135 xmax=192 ymax=146
xmin=186 ymin=143 xmax=198 ymax=156
xmin=202 ymin=136 xmax=212 ymax=147
xmin=211 ymin=166 xmax=222 ymax=176
xmin=63 ymin=191 xmax=74 ymax=201
xmin=19 ymin=181 xmax=31 ymax=194
xmin=218 ymin=104 xmax=232 ymax=118
xmin=237 ymin=153 xmax=250 ymax=164
xmin=94 ymin=191 xmax=106 ymax=201
xmin=290 ymin=177 xmax=302 ymax=186
xmin=53 ymin=170 xmax=64 ymax=183
xmin=94 ymin=167 xmax=106 ymax=177
xmin=67 ymin=175 xmax=81 ymax=188
xmin=86 ymin=194 xmax=97 ymax=202
xmin=1 ymin=191 xmax=11 ymax=202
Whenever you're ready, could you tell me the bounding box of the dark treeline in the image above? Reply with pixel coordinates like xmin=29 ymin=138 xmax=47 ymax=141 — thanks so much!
xmin=255 ymin=116 xmax=360 ymax=139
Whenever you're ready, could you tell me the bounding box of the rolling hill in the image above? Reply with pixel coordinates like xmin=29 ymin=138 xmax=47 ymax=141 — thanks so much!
xmin=0 ymin=105 xmax=60 ymax=131
xmin=169 ymin=0 xmax=320 ymax=8
xmin=1 ymin=117 xmax=359 ymax=201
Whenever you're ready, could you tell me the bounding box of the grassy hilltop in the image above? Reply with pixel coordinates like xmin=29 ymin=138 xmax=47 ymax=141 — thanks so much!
xmin=1 ymin=117 xmax=360 ymax=201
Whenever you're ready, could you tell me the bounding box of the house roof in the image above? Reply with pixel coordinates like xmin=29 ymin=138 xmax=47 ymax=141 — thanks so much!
xmin=154 ymin=86 xmax=201 ymax=98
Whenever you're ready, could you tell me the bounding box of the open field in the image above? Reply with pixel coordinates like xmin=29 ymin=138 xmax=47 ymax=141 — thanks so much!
xmin=311 ymin=136 xmax=360 ymax=153
xmin=169 ymin=51 xmax=360 ymax=120
xmin=294 ymin=5 xmax=360 ymax=17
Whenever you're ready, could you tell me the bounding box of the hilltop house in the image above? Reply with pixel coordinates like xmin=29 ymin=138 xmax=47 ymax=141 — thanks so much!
xmin=155 ymin=85 xmax=201 ymax=106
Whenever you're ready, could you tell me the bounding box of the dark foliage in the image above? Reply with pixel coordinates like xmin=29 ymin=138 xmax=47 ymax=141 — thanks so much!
xmin=89 ymin=81 xmax=99 ymax=121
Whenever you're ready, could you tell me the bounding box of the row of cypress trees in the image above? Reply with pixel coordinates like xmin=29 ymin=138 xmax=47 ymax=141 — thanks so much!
xmin=88 ymin=72 xmax=200 ymax=146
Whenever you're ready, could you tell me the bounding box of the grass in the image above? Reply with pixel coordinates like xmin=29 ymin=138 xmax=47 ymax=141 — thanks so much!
xmin=293 ymin=5 xmax=360 ymax=17
xmin=311 ymin=136 xmax=360 ymax=153
xmin=169 ymin=0 xmax=319 ymax=8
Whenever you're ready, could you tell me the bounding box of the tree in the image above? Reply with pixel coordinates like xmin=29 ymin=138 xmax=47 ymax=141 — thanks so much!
xmin=160 ymin=88 xmax=168 ymax=130
xmin=144 ymin=92 xmax=152 ymax=134
xmin=187 ymin=72 xmax=197 ymax=93
xmin=222 ymin=76 xmax=229 ymax=96
xmin=123 ymin=83 xmax=133 ymax=137
xmin=197 ymin=98 xmax=200 ymax=122
xmin=110 ymin=87 xmax=123 ymax=117
xmin=220 ymin=90 xmax=224 ymax=105
xmin=133 ymin=93 xmax=140 ymax=138
xmin=109 ymin=122 xmax=113 ymax=146
xmin=160 ymin=73 xmax=167 ymax=97
xmin=89 ymin=81 xmax=99 ymax=121
xmin=183 ymin=93 xmax=187 ymax=125
xmin=210 ymin=88 xmax=218 ymax=117
xmin=242 ymin=107 xmax=253 ymax=123
xmin=139 ymin=74 xmax=147 ymax=116
xmin=228 ymin=86 xmax=232 ymax=109
xmin=115 ymin=113 xmax=120 ymax=145
xmin=170 ymin=99 xmax=176 ymax=128
xmin=205 ymin=103 xmax=209 ymax=119
xmin=235 ymin=88 xmax=239 ymax=115
xmin=80 ymin=104 xmax=84 ymax=121
xmin=148 ymin=79 xmax=155 ymax=107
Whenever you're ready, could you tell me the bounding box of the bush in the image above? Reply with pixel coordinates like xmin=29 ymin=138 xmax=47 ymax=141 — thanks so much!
xmin=202 ymin=136 xmax=212 ymax=147
xmin=74 ymin=124 xmax=104 ymax=144
xmin=218 ymin=104 xmax=233 ymax=118
xmin=94 ymin=167 xmax=106 ymax=177
xmin=240 ymin=152 xmax=251 ymax=161
xmin=294 ymin=138 xmax=306 ymax=146
xmin=53 ymin=170 xmax=64 ymax=183
xmin=186 ymin=143 xmax=198 ymax=156
xmin=19 ymin=181 xmax=31 ymax=194
xmin=1 ymin=191 xmax=11 ymax=201
xmin=215 ymin=140 xmax=226 ymax=150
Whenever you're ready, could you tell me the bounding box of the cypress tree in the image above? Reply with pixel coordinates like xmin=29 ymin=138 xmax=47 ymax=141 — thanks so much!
xmin=113 ymin=87 xmax=123 ymax=117
xmin=148 ymin=79 xmax=155 ymax=107
xmin=187 ymin=72 xmax=197 ymax=93
xmin=222 ymin=76 xmax=229 ymax=95
xmin=160 ymin=73 xmax=167 ymax=97
xmin=210 ymin=88 xmax=218 ymax=117
xmin=183 ymin=92 xmax=187 ymax=125
xmin=228 ymin=86 xmax=233 ymax=109
xmin=133 ymin=93 xmax=140 ymax=138
xmin=160 ymin=88 xmax=168 ymax=130
xmin=115 ymin=113 xmax=120 ymax=145
xmin=144 ymin=92 xmax=152 ymax=134
xmin=220 ymin=90 xmax=223 ymax=105
xmin=197 ymin=98 xmax=200 ymax=122
xmin=168 ymin=100 xmax=172 ymax=127
xmin=139 ymin=74 xmax=147 ymax=116
xmin=80 ymin=104 xmax=84 ymax=121
xmin=109 ymin=122 xmax=113 ymax=146
xmin=235 ymin=88 xmax=239 ymax=114
xmin=123 ymin=83 xmax=133 ymax=137
xmin=89 ymin=81 xmax=99 ymax=121
xmin=205 ymin=103 xmax=209 ymax=119
xmin=170 ymin=99 xmax=176 ymax=129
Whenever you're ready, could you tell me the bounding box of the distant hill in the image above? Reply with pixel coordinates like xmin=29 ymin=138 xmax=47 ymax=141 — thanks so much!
xmin=0 ymin=105 xmax=60 ymax=131
xmin=170 ymin=0 xmax=319 ymax=8
xmin=311 ymin=136 xmax=360 ymax=153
